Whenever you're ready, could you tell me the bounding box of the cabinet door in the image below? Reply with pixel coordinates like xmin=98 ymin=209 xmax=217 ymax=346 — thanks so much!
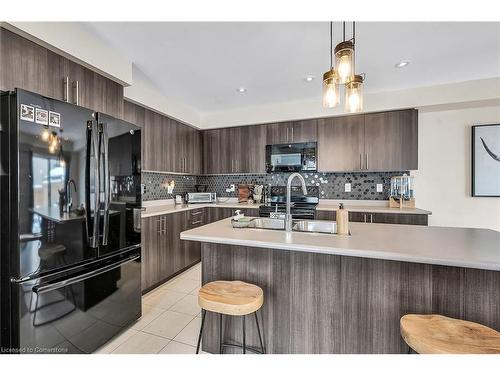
xmin=318 ymin=115 xmax=365 ymax=172
xmin=123 ymin=100 xmax=146 ymax=127
xmin=60 ymin=50 xmax=123 ymax=118
xmin=364 ymin=109 xmax=418 ymax=171
xmin=244 ymin=124 xmax=267 ymax=173
xmin=315 ymin=210 xmax=336 ymax=221
xmin=231 ymin=125 xmax=267 ymax=173
xmin=141 ymin=216 xmax=161 ymax=291
xmin=0 ymin=28 xmax=64 ymax=99
xmin=165 ymin=213 xmax=183 ymax=276
xmin=184 ymin=209 xmax=204 ymax=266
xmin=266 ymin=122 xmax=291 ymax=144
xmin=202 ymin=128 xmax=232 ymax=174
xmin=143 ymin=110 xmax=163 ymax=171
xmin=291 ymin=119 xmax=317 ymax=143
xmin=186 ymin=126 xmax=202 ymax=174
xmin=371 ymin=213 xmax=428 ymax=226
xmin=349 ymin=212 xmax=367 ymax=223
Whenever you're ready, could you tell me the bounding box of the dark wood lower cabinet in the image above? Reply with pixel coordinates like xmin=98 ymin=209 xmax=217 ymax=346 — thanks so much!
xmin=200 ymin=243 xmax=500 ymax=354
xmin=316 ymin=210 xmax=428 ymax=225
xmin=141 ymin=207 xmax=261 ymax=293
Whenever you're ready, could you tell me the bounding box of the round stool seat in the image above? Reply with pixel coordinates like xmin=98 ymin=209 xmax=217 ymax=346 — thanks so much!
xmin=400 ymin=314 xmax=500 ymax=354
xmin=198 ymin=280 xmax=263 ymax=316
xmin=38 ymin=244 xmax=66 ymax=260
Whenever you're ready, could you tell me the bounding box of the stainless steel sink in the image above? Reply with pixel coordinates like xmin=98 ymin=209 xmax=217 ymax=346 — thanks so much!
xmin=292 ymin=220 xmax=337 ymax=234
xmin=247 ymin=218 xmax=285 ymax=230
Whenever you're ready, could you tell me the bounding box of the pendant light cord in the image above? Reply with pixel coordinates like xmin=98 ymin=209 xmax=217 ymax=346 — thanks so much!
xmin=330 ymin=21 xmax=333 ymax=69
xmin=343 ymin=21 xmax=346 ymax=41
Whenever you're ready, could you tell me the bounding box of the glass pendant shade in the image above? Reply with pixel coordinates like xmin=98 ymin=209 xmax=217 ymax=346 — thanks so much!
xmin=334 ymin=41 xmax=354 ymax=84
xmin=322 ymin=69 xmax=340 ymax=108
xmin=345 ymin=75 xmax=364 ymax=113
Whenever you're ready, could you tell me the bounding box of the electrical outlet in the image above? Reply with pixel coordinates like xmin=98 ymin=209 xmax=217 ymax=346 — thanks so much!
xmin=225 ymin=184 xmax=235 ymax=193
xmin=376 ymin=184 xmax=383 ymax=193
xmin=344 ymin=183 xmax=351 ymax=192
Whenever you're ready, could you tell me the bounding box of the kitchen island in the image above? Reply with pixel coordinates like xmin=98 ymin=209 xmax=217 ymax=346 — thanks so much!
xmin=181 ymin=219 xmax=500 ymax=354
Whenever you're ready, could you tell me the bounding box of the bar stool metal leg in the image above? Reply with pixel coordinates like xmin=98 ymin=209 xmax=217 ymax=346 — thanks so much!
xmin=196 ymin=309 xmax=207 ymax=354
xmin=242 ymin=315 xmax=246 ymax=354
xmin=219 ymin=314 xmax=223 ymax=354
xmin=254 ymin=311 xmax=265 ymax=354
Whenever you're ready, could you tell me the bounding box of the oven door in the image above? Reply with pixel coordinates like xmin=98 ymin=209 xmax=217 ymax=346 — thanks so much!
xmin=265 ymin=142 xmax=317 ymax=173
xmin=13 ymin=249 xmax=141 ymax=353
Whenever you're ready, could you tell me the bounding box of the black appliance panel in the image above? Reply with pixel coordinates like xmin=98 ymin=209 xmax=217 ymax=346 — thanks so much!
xmin=13 ymin=250 xmax=141 ymax=353
xmin=14 ymin=90 xmax=97 ymax=280
xmin=96 ymin=113 xmax=141 ymax=258
xmin=265 ymin=142 xmax=317 ymax=173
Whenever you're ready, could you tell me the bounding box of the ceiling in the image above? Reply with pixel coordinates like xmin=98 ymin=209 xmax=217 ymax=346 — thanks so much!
xmin=84 ymin=22 xmax=500 ymax=114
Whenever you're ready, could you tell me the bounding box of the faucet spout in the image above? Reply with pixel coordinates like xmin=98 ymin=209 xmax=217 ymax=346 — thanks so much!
xmin=66 ymin=179 xmax=77 ymax=213
xmin=285 ymin=173 xmax=307 ymax=232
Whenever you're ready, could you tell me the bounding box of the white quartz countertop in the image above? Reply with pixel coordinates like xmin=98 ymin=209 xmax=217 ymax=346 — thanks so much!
xmin=142 ymin=198 xmax=431 ymax=218
xmin=180 ymin=218 xmax=500 ymax=271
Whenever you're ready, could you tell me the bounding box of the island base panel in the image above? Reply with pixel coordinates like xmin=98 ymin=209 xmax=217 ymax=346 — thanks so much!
xmin=200 ymin=243 xmax=500 ymax=354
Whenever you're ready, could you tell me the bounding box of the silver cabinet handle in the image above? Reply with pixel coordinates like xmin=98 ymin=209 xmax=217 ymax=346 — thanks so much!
xmin=359 ymin=154 xmax=362 ymax=170
xmin=63 ymin=77 xmax=70 ymax=102
xmin=365 ymin=153 xmax=368 ymax=170
xmin=286 ymin=127 xmax=289 ymax=142
xmin=291 ymin=127 xmax=294 ymax=142
xmin=162 ymin=217 xmax=167 ymax=235
xmin=191 ymin=220 xmax=203 ymax=225
xmin=72 ymin=80 xmax=79 ymax=105
xmin=191 ymin=211 xmax=203 ymax=216
xmin=157 ymin=218 xmax=161 ymax=234
xmin=370 ymin=214 xmax=373 ymax=223
xmin=363 ymin=214 xmax=367 ymax=223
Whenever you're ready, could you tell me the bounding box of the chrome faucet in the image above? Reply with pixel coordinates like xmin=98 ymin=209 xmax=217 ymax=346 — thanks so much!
xmin=66 ymin=179 xmax=77 ymax=213
xmin=285 ymin=173 xmax=308 ymax=232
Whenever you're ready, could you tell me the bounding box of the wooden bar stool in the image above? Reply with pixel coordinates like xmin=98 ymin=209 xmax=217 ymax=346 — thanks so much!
xmin=196 ymin=280 xmax=265 ymax=354
xmin=400 ymin=314 xmax=500 ymax=354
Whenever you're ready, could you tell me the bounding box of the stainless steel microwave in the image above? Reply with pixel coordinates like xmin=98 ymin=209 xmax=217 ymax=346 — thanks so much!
xmin=265 ymin=142 xmax=317 ymax=173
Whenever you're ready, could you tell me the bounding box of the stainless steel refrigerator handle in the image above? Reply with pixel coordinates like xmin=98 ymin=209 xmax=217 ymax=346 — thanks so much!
xmin=32 ymin=254 xmax=140 ymax=295
xmin=101 ymin=123 xmax=110 ymax=246
xmin=72 ymin=80 xmax=79 ymax=105
xmin=91 ymin=120 xmax=100 ymax=248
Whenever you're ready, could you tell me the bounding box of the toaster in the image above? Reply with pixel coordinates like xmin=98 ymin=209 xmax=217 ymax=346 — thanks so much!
xmin=185 ymin=192 xmax=217 ymax=204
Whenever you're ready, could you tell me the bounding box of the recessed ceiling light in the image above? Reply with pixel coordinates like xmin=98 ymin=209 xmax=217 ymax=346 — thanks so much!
xmin=395 ymin=60 xmax=410 ymax=68
xmin=304 ymin=76 xmax=315 ymax=82
xmin=237 ymin=87 xmax=247 ymax=93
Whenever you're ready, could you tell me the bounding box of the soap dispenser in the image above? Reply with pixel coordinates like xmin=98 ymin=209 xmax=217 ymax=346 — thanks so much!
xmin=336 ymin=203 xmax=349 ymax=235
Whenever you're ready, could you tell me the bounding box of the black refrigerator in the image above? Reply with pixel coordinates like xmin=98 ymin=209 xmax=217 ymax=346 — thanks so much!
xmin=0 ymin=89 xmax=142 ymax=354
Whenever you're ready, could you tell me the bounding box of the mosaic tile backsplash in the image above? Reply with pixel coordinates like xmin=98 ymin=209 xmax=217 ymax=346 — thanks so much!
xmin=142 ymin=171 xmax=408 ymax=201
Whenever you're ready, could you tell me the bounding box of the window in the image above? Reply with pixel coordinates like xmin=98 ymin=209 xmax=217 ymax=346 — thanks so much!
xmin=32 ymin=155 xmax=66 ymax=209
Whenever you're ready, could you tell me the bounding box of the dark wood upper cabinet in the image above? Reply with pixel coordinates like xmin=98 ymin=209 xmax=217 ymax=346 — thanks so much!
xmin=318 ymin=109 xmax=418 ymax=172
xmin=291 ymin=119 xmax=318 ymax=143
xmin=364 ymin=109 xmax=418 ymax=171
xmin=202 ymin=128 xmax=232 ymax=174
xmin=318 ymin=115 xmax=365 ymax=172
xmin=0 ymin=28 xmax=123 ymax=119
xmin=265 ymin=120 xmax=317 ymax=144
xmin=123 ymin=100 xmax=146 ymax=127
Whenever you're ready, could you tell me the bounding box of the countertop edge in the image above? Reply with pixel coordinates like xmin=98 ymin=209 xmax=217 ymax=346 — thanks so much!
xmin=142 ymin=202 xmax=432 ymax=218
xmin=180 ymin=232 xmax=500 ymax=272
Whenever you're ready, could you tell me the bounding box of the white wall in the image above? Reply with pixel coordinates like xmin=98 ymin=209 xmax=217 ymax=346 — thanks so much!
xmin=413 ymin=105 xmax=500 ymax=231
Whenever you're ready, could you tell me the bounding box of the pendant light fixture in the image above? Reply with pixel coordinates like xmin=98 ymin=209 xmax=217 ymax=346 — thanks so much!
xmin=335 ymin=22 xmax=354 ymax=84
xmin=344 ymin=22 xmax=365 ymax=113
xmin=345 ymin=74 xmax=364 ymax=113
xmin=322 ymin=22 xmax=339 ymax=108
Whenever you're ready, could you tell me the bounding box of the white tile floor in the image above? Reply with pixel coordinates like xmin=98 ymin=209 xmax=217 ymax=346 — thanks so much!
xmin=95 ymin=262 xmax=207 ymax=354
